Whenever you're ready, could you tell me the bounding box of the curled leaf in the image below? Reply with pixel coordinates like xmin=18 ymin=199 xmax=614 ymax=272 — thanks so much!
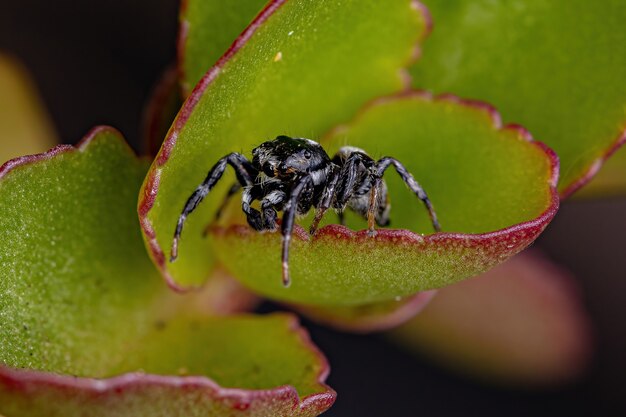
xmin=210 ymin=93 xmax=558 ymax=305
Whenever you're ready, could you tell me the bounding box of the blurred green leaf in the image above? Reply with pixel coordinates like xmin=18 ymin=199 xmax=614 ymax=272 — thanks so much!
xmin=412 ymin=0 xmax=626 ymax=197
xmin=391 ymin=250 xmax=592 ymax=385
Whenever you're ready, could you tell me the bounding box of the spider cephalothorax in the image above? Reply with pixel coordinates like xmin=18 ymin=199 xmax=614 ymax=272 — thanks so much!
xmin=170 ymin=135 xmax=441 ymax=287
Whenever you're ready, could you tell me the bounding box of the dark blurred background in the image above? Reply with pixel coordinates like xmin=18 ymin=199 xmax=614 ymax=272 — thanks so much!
xmin=1 ymin=1 xmax=624 ymax=415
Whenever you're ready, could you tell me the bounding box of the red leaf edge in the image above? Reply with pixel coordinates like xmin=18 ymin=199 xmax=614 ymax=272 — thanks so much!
xmin=0 ymin=126 xmax=138 ymax=180
xmin=0 ymin=313 xmax=335 ymax=415
xmin=0 ymin=134 xmax=335 ymax=415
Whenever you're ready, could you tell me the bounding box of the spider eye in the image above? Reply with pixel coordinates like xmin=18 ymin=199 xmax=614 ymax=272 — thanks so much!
xmin=304 ymin=150 xmax=312 ymax=159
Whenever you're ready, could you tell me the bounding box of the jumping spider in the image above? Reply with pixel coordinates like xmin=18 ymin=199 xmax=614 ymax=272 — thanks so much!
xmin=170 ymin=135 xmax=441 ymax=287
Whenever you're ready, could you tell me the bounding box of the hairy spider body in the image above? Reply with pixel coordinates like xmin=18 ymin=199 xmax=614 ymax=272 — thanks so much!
xmin=170 ymin=135 xmax=440 ymax=287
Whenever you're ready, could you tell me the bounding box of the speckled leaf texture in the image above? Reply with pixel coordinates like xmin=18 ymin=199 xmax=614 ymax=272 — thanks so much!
xmin=412 ymin=0 xmax=626 ymax=197
xmin=0 ymin=129 xmax=334 ymax=416
xmin=210 ymin=93 xmax=558 ymax=305
xmin=139 ymin=0 xmax=430 ymax=290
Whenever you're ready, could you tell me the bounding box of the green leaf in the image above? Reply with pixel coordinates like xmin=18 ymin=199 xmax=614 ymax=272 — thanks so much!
xmin=0 ymin=130 xmax=333 ymax=416
xmin=140 ymin=0 xmax=429 ymax=289
xmin=209 ymin=94 xmax=558 ymax=305
xmin=411 ymin=0 xmax=626 ymax=197
xmin=180 ymin=0 xmax=268 ymax=95
xmin=391 ymin=251 xmax=592 ymax=385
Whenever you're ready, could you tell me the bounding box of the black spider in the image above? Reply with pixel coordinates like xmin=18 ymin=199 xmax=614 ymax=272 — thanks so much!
xmin=170 ymin=135 xmax=441 ymax=287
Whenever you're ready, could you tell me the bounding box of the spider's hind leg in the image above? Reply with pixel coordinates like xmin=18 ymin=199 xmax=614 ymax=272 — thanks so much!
xmin=375 ymin=157 xmax=441 ymax=232
xmin=374 ymin=180 xmax=391 ymax=227
xmin=366 ymin=178 xmax=391 ymax=236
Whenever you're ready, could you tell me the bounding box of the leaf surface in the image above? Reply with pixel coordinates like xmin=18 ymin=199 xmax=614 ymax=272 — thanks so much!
xmin=210 ymin=94 xmax=558 ymax=305
xmin=412 ymin=0 xmax=626 ymax=196
xmin=0 ymin=129 xmax=333 ymax=416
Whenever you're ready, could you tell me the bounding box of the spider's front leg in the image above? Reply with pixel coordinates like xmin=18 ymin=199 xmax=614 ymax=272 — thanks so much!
xmin=281 ymin=175 xmax=313 ymax=287
xmin=375 ymin=157 xmax=441 ymax=232
xmin=170 ymin=152 xmax=257 ymax=262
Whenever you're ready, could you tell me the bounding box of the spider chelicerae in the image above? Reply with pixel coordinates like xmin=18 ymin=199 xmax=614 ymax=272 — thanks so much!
xmin=170 ymin=135 xmax=441 ymax=287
